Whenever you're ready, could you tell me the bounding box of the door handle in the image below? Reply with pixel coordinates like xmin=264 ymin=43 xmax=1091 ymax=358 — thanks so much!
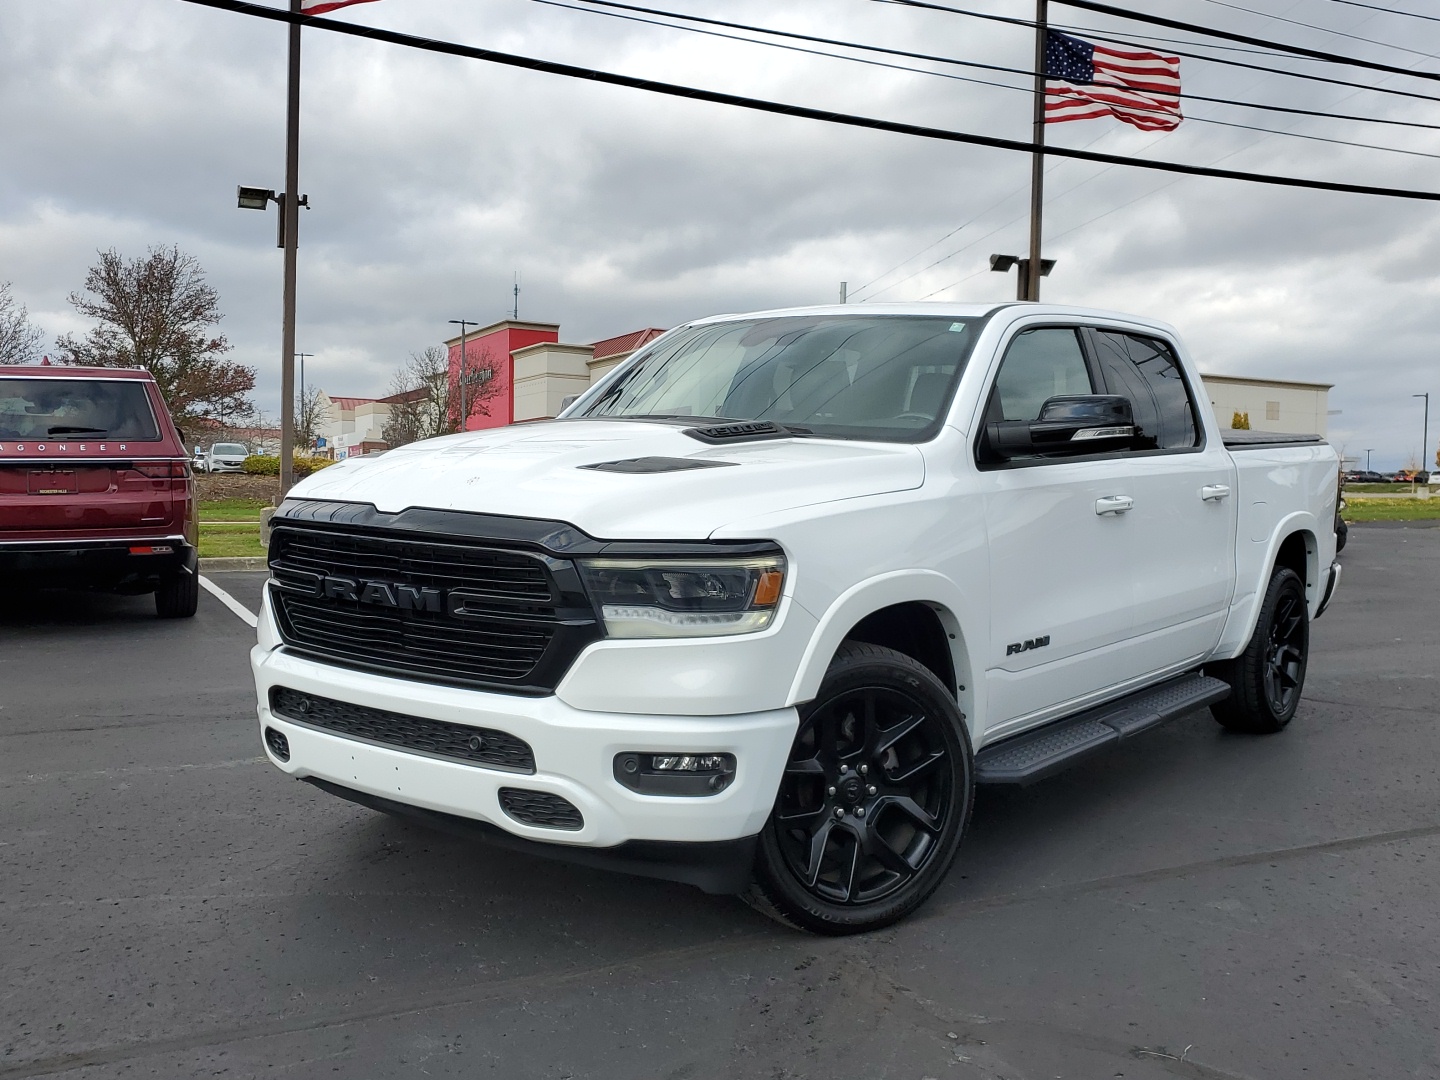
xmin=1201 ymin=485 xmax=1231 ymax=501
xmin=1095 ymin=495 xmax=1134 ymax=516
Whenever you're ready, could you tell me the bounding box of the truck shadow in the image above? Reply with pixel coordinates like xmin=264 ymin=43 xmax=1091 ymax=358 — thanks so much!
xmin=0 ymin=586 xmax=160 ymax=628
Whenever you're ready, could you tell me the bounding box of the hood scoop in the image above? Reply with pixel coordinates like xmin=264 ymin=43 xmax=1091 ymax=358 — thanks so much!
xmin=580 ymin=456 xmax=737 ymax=474
xmin=683 ymin=421 xmax=800 ymax=444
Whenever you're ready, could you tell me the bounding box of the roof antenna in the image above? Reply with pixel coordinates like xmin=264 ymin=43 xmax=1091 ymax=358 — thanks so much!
xmin=512 ymin=271 xmax=521 ymax=321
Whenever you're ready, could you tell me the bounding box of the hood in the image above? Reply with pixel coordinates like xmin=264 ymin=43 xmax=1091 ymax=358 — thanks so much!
xmin=289 ymin=420 xmax=925 ymax=540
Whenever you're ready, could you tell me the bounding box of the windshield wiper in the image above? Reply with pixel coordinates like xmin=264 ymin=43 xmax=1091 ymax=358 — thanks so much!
xmin=47 ymin=426 xmax=108 ymax=435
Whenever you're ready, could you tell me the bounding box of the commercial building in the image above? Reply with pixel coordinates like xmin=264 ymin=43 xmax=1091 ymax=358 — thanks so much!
xmin=1198 ymin=373 xmax=1333 ymax=437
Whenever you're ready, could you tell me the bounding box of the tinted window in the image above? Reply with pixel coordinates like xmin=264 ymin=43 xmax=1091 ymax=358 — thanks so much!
xmin=991 ymin=328 xmax=1092 ymax=421
xmin=0 ymin=378 xmax=161 ymax=441
xmin=578 ymin=315 xmax=980 ymax=442
xmin=1091 ymin=332 xmax=1197 ymax=449
xmin=213 ymin=444 xmax=247 ymax=455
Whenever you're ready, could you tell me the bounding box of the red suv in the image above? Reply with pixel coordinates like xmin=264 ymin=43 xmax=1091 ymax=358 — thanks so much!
xmin=0 ymin=365 xmax=199 ymax=617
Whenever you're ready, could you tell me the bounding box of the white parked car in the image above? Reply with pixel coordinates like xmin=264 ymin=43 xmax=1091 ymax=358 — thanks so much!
xmin=251 ymin=304 xmax=1340 ymax=933
xmin=199 ymin=442 xmax=249 ymax=474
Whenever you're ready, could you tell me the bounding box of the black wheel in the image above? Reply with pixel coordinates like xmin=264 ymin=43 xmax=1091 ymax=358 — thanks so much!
xmin=1209 ymin=566 xmax=1309 ymax=734
xmin=747 ymin=643 xmax=973 ymax=935
xmin=155 ymin=570 xmax=199 ymax=619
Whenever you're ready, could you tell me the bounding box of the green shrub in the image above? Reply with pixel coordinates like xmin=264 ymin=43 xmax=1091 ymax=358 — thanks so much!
xmin=241 ymin=455 xmax=335 ymax=477
xmin=293 ymin=456 xmax=336 ymax=478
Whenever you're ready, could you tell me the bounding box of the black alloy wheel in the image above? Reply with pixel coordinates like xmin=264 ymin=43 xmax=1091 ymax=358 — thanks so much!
xmin=1210 ymin=566 xmax=1309 ymax=734
xmin=748 ymin=643 xmax=973 ymax=934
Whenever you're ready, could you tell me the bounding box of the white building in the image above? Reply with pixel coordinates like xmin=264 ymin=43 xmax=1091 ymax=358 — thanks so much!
xmin=1199 ymin=374 xmax=1333 ymax=437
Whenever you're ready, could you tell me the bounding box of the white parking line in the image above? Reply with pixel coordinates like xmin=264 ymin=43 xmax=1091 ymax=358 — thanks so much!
xmin=199 ymin=575 xmax=259 ymax=628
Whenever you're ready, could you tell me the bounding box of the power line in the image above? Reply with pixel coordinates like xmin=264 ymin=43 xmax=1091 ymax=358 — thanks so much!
xmin=1318 ymin=0 xmax=1440 ymax=24
xmin=1052 ymin=0 xmax=1440 ymax=81
xmin=1192 ymin=0 xmax=1440 ymax=62
xmin=572 ymin=0 xmax=1440 ymax=133
xmin=532 ymin=0 xmax=1027 ymax=96
xmin=547 ymin=0 xmax=1440 ymax=161
xmin=174 ymin=0 xmax=1440 ymax=204
xmin=872 ymin=0 xmax=1440 ymax=104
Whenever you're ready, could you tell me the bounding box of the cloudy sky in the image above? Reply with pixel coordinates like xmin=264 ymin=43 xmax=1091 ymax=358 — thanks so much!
xmin=2 ymin=0 xmax=1439 ymax=469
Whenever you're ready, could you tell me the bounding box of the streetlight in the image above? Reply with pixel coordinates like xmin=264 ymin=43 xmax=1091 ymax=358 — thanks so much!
xmin=236 ymin=185 xmax=308 ymax=248
xmin=1364 ymin=448 xmax=1375 ymax=472
xmin=989 ymin=253 xmax=1056 ymax=302
xmin=1414 ymin=393 xmax=1430 ymax=473
xmin=449 ymin=319 xmax=479 ymax=432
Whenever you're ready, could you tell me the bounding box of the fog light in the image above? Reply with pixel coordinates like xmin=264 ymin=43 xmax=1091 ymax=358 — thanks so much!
xmin=614 ymin=752 xmax=736 ymax=797
xmin=264 ymin=727 xmax=290 ymax=762
xmin=652 ymin=754 xmax=730 ymax=772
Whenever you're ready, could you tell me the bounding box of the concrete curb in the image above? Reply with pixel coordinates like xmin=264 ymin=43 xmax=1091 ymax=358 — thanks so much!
xmin=199 ymin=557 xmax=268 ymax=572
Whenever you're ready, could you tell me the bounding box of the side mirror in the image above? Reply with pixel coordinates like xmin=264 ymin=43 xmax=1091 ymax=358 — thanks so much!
xmin=985 ymin=395 xmax=1137 ymax=461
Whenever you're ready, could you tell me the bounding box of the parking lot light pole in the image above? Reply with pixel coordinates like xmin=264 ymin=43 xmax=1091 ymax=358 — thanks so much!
xmin=1364 ymin=448 xmax=1374 ymax=471
xmin=449 ymin=319 xmax=478 ymax=432
xmin=1414 ymin=393 xmax=1430 ymax=471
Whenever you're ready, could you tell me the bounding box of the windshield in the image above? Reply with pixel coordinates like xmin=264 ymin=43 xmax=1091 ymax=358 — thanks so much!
xmin=212 ymin=444 xmax=247 ymax=456
xmin=575 ymin=315 xmax=980 ymax=441
xmin=0 ymin=378 xmax=161 ymax=441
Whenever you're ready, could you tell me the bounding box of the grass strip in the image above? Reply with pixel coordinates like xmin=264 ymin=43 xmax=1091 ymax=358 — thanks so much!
xmin=1344 ymin=498 xmax=1440 ymax=522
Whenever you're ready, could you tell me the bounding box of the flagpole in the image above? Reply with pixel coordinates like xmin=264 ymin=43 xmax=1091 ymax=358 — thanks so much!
xmin=279 ymin=0 xmax=302 ymax=495
xmin=1026 ymin=0 xmax=1047 ymax=302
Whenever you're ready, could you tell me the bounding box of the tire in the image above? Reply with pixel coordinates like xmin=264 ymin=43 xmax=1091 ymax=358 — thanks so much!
xmin=155 ymin=570 xmax=199 ymax=619
xmin=1209 ymin=566 xmax=1309 ymax=734
xmin=747 ymin=642 xmax=974 ymax=935
xmin=1335 ymin=516 xmax=1348 ymax=553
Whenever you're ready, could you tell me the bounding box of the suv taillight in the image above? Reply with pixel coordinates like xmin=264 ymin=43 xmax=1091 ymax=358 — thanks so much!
xmin=128 ymin=461 xmax=190 ymax=479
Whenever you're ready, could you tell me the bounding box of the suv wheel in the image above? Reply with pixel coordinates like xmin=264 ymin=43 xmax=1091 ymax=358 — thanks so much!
xmin=155 ymin=570 xmax=199 ymax=619
xmin=1209 ymin=566 xmax=1309 ymax=733
xmin=747 ymin=643 xmax=973 ymax=934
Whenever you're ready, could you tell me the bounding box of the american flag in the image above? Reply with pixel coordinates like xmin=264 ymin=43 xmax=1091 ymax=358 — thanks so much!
xmin=1044 ymin=30 xmax=1182 ymax=132
xmin=301 ymin=0 xmax=381 ymax=14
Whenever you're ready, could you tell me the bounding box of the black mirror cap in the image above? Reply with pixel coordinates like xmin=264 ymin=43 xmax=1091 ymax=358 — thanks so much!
xmin=984 ymin=395 xmax=1139 ymax=462
xmin=1036 ymin=394 xmax=1133 ymax=425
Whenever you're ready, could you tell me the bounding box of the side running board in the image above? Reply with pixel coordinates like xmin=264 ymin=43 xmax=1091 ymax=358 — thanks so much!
xmin=974 ymin=672 xmax=1231 ymax=786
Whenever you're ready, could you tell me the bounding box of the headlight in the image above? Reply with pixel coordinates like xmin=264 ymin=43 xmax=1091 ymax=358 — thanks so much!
xmin=578 ymin=555 xmax=786 ymax=638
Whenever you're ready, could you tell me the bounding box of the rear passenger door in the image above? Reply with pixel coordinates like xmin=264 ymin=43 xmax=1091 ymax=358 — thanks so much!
xmin=1082 ymin=328 xmax=1236 ymax=671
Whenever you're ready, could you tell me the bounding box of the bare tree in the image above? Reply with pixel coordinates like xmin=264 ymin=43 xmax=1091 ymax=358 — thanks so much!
xmin=0 ymin=281 xmax=44 ymax=365
xmin=382 ymin=344 xmax=503 ymax=448
xmin=295 ymin=384 xmax=326 ymax=452
xmin=56 ymin=246 xmax=256 ymax=424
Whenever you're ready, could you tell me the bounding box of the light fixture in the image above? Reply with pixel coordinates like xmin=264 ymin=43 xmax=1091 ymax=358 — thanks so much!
xmin=236 ymin=185 xmax=276 ymax=211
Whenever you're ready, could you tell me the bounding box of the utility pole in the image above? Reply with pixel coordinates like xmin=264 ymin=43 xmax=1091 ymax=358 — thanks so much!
xmin=1364 ymin=448 xmax=1374 ymax=471
xmin=278 ymin=0 xmax=303 ymax=495
xmin=840 ymin=281 xmax=848 ymax=304
xmin=1026 ymin=0 xmax=1048 ymax=302
xmin=449 ymin=319 xmax=477 ymax=433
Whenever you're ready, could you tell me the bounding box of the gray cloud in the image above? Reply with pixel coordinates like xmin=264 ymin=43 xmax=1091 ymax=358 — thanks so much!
xmin=1 ymin=0 xmax=1438 ymax=468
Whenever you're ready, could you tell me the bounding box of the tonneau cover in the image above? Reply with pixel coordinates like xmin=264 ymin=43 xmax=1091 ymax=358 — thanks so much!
xmin=1221 ymin=430 xmax=1325 ymax=449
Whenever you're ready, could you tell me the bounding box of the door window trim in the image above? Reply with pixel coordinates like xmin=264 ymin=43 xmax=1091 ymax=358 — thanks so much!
xmin=973 ymin=322 xmax=1208 ymax=470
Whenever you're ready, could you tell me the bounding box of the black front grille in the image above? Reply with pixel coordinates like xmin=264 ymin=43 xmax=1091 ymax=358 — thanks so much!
xmin=499 ymin=788 xmax=585 ymax=830
xmin=268 ymin=520 xmax=601 ymax=693
xmin=271 ymin=687 xmax=535 ymax=773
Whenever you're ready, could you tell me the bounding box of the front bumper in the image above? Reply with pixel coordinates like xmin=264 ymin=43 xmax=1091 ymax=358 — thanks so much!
xmin=251 ymin=644 xmax=798 ymax=891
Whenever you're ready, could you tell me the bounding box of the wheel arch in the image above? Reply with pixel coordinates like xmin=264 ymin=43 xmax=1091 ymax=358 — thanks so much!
xmin=786 ymin=571 xmax=981 ymax=737
xmin=1213 ymin=513 xmax=1323 ymax=660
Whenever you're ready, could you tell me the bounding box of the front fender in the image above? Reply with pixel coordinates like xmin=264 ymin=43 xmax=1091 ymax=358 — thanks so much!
xmin=786 ymin=570 xmax=983 ymax=742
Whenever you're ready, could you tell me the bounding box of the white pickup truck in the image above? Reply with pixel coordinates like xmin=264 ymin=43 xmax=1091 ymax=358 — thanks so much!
xmin=251 ymin=303 xmax=1340 ymax=934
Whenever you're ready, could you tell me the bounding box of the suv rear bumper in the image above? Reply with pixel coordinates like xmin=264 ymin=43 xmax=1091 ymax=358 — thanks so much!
xmin=250 ymin=644 xmax=798 ymax=892
xmin=0 ymin=536 xmax=195 ymax=588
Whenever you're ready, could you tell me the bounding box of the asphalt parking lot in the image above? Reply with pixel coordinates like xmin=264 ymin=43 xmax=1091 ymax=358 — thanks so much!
xmin=2 ymin=528 xmax=1437 ymax=1080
